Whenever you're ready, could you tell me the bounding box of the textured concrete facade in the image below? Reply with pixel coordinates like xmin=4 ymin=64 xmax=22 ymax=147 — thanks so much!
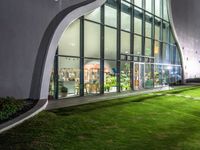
xmin=0 ymin=0 xmax=105 ymax=99
xmin=171 ymin=0 xmax=200 ymax=79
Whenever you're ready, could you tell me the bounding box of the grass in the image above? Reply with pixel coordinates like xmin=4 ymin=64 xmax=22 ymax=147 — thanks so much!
xmin=1 ymin=86 xmax=200 ymax=149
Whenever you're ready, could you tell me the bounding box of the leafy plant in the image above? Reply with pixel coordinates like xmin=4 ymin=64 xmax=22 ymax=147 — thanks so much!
xmin=0 ymin=97 xmax=25 ymax=121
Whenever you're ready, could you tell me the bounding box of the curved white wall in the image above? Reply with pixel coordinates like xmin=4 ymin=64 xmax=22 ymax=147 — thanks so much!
xmin=171 ymin=0 xmax=200 ymax=79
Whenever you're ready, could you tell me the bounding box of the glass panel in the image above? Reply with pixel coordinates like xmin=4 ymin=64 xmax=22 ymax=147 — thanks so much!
xmin=144 ymin=64 xmax=153 ymax=88
xmin=135 ymin=0 xmax=143 ymax=8
xmin=105 ymin=27 xmax=117 ymax=60
xmin=48 ymin=69 xmax=55 ymax=99
xmin=121 ymin=11 xmax=131 ymax=31
xmin=155 ymin=0 xmax=161 ymax=17
xmin=170 ymin=66 xmax=182 ymax=85
xmin=154 ymin=41 xmax=160 ymax=62
xmin=134 ymin=63 xmax=145 ymax=90
xmin=162 ymin=43 xmax=170 ymax=63
xmin=105 ymin=5 xmax=117 ymax=27
xmin=145 ymin=38 xmax=152 ymax=56
xmin=84 ymin=21 xmax=100 ymax=58
xmin=121 ymin=31 xmax=130 ymax=54
xmin=134 ymin=35 xmax=142 ymax=55
xmin=104 ymin=60 xmax=117 ymax=93
xmin=155 ymin=25 xmax=160 ymax=40
xmin=58 ymin=57 xmax=80 ymax=98
xmin=170 ymin=31 xmax=175 ymax=44
xmin=163 ymin=65 xmax=170 ymax=85
xmin=145 ymin=0 xmax=152 ymax=12
xmin=163 ymin=22 xmax=169 ymax=42
xmin=85 ymin=8 xmax=101 ymax=23
xmin=121 ymin=61 xmax=131 ymax=91
xmin=163 ymin=0 xmax=169 ymax=21
xmin=154 ymin=64 xmax=163 ymax=87
xmin=134 ymin=17 xmax=142 ymax=35
xmin=170 ymin=45 xmax=175 ymax=64
xmin=145 ymin=22 xmax=152 ymax=37
xmin=58 ymin=20 xmax=80 ymax=56
xmin=84 ymin=59 xmax=100 ymax=95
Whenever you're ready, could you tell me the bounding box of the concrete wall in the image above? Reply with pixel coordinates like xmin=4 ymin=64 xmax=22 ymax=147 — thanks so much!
xmin=0 ymin=0 xmax=103 ymax=99
xmin=171 ymin=0 xmax=200 ymax=79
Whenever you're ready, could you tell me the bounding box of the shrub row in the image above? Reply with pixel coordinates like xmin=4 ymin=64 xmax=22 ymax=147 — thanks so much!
xmin=0 ymin=97 xmax=25 ymax=121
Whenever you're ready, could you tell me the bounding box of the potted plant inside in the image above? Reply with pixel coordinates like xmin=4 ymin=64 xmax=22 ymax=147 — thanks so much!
xmin=61 ymin=86 xmax=68 ymax=97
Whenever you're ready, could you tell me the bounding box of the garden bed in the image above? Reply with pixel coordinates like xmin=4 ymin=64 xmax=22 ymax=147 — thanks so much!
xmin=0 ymin=97 xmax=37 ymax=124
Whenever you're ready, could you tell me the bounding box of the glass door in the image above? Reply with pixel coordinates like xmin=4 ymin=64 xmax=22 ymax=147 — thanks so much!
xmin=134 ymin=62 xmax=145 ymax=90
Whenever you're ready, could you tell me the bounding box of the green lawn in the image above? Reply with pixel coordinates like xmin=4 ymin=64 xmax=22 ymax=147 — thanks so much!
xmin=1 ymin=86 xmax=200 ymax=150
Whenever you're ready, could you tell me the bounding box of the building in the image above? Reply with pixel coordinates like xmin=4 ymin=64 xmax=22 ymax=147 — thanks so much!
xmin=0 ymin=0 xmax=199 ymax=100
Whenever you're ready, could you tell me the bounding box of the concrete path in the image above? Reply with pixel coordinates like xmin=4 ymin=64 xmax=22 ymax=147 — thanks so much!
xmin=46 ymin=86 xmax=174 ymax=110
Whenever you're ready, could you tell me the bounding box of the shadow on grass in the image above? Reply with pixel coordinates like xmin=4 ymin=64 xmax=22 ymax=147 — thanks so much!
xmin=49 ymin=94 xmax=163 ymax=116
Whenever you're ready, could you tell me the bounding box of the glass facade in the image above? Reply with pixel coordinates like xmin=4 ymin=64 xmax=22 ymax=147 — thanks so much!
xmin=48 ymin=0 xmax=183 ymax=99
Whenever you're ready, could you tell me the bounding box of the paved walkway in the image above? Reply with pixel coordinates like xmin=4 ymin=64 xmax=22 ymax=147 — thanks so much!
xmin=46 ymin=86 xmax=175 ymax=110
xmin=149 ymin=93 xmax=200 ymax=100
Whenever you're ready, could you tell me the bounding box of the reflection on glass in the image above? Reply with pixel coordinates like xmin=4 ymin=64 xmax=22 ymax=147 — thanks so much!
xmin=58 ymin=57 xmax=80 ymax=98
xmin=84 ymin=21 xmax=100 ymax=58
xmin=104 ymin=60 xmax=117 ymax=93
xmin=84 ymin=59 xmax=100 ymax=95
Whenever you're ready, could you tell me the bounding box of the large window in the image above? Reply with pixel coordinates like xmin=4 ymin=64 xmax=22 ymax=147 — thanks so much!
xmin=50 ymin=0 xmax=182 ymax=99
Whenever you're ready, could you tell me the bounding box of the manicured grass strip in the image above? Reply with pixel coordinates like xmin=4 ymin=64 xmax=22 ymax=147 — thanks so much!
xmin=1 ymin=87 xmax=200 ymax=149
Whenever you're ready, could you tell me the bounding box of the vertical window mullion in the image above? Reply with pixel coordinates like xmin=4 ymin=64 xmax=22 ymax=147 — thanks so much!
xmin=100 ymin=6 xmax=105 ymax=94
xmin=117 ymin=0 xmax=121 ymax=93
xmin=130 ymin=2 xmax=134 ymax=90
xmin=80 ymin=17 xmax=84 ymax=96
